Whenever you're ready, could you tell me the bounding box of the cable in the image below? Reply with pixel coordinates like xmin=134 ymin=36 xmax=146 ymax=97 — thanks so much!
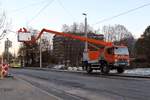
xmin=93 ymin=2 xmax=150 ymax=25
xmin=57 ymin=0 xmax=75 ymax=21
xmin=10 ymin=0 xmax=48 ymax=13
xmin=27 ymin=0 xmax=55 ymax=25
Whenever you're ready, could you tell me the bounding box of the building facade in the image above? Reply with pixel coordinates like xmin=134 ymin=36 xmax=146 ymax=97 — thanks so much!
xmin=53 ymin=33 xmax=104 ymax=66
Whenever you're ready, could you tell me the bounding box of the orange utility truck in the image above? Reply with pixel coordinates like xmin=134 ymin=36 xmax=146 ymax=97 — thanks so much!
xmin=18 ymin=28 xmax=130 ymax=74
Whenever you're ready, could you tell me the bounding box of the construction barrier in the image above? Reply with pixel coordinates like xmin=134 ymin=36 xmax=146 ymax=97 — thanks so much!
xmin=0 ymin=64 xmax=9 ymax=79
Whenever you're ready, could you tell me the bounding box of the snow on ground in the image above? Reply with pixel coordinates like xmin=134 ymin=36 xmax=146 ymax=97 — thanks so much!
xmin=125 ymin=68 xmax=150 ymax=76
xmin=67 ymin=67 xmax=83 ymax=71
xmin=53 ymin=65 xmax=150 ymax=76
xmin=53 ymin=65 xmax=83 ymax=71
xmin=53 ymin=65 xmax=65 ymax=69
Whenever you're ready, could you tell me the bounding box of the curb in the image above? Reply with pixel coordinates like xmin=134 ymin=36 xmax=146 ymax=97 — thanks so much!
xmin=11 ymin=67 xmax=150 ymax=79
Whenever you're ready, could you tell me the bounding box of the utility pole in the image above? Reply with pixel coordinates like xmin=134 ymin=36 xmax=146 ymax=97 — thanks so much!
xmin=83 ymin=13 xmax=88 ymax=52
xmin=40 ymin=37 xmax=42 ymax=68
xmin=82 ymin=13 xmax=88 ymax=61
xmin=5 ymin=38 xmax=12 ymax=64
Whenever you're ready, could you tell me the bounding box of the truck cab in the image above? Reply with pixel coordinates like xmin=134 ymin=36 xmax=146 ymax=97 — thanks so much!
xmin=103 ymin=46 xmax=130 ymax=73
xmin=83 ymin=45 xmax=130 ymax=74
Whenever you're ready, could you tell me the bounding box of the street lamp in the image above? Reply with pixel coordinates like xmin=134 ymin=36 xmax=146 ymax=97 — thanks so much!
xmin=40 ymin=37 xmax=42 ymax=68
xmin=82 ymin=13 xmax=88 ymax=61
xmin=82 ymin=13 xmax=88 ymax=52
xmin=4 ymin=38 xmax=12 ymax=64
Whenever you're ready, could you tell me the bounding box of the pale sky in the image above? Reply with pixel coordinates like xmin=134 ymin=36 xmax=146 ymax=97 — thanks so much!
xmin=0 ymin=0 xmax=150 ymax=54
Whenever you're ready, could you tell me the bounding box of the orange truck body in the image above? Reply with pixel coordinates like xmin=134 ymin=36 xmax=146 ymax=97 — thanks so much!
xmin=88 ymin=51 xmax=101 ymax=61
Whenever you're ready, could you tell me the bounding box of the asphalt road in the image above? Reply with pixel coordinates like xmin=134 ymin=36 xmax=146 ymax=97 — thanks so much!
xmin=10 ymin=68 xmax=150 ymax=100
xmin=0 ymin=76 xmax=59 ymax=100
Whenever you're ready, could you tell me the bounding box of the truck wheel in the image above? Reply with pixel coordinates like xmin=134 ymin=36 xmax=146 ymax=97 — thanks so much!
xmin=101 ymin=63 xmax=110 ymax=74
xmin=86 ymin=65 xmax=93 ymax=74
xmin=117 ymin=68 xmax=124 ymax=73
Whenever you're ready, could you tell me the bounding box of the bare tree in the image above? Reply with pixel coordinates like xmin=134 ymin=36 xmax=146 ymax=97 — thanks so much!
xmin=102 ymin=24 xmax=135 ymax=56
xmin=102 ymin=24 xmax=133 ymax=42
xmin=0 ymin=11 xmax=11 ymax=40
xmin=62 ymin=22 xmax=94 ymax=34
xmin=62 ymin=24 xmax=70 ymax=32
xmin=71 ymin=22 xmax=78 ymax=33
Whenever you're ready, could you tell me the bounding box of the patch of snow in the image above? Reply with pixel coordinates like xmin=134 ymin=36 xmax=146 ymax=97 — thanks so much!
xmin=54 ymin=65 xmax=150 ymax=76
xmin=54 ymin=65 xmax=65 ymax=69
xmin=125 ymin=68 xmax=150 ymax=76
xmin=77 ymin=67 xmax=83 ymax=71
xmin=72 ymin=67 xmax=78 ymax=71
xmin=68 ymin=67 xmax=73 ymax=71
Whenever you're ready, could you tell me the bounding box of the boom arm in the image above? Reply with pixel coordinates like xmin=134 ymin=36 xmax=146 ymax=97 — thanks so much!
xmin=19 ymin=28 xmax=112 ymax=46
xmin=38 ymin=28 xmax=112 ymax=46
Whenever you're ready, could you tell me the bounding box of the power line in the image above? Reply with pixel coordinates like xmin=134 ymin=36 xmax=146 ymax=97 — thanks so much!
xmin=93 ymin=2 xmax=150 ymax=25
xmin=27 ymin=0 xmax=55 ymax=25
xmin=57 ymin=0 xmax=75 ymax=21
xmin=10 ymin=0 xmax=48 ymax=13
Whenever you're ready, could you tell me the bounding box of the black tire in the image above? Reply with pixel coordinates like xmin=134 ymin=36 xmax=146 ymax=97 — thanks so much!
xmin=86 ymin=65 xmax=93 ymax=73
xmin=101 ymin=63 xmax=110 ymax=74
xmin=117 ymin=68 xmax=124 ymax=74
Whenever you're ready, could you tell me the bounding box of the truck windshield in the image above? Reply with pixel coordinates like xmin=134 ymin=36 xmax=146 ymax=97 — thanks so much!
xmin=114 ymin=47 xmax=129 ymax=55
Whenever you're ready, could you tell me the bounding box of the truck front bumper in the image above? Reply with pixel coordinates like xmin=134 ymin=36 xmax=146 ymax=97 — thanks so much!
xmin=113 ymin=62 xmax=129 ymax=68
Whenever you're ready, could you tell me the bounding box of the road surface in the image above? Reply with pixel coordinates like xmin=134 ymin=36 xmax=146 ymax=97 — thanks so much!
xmin=10 ymin=68 xmax=150 ymax=100
xmin=0 ymin=76 xmax=59 ymax=100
